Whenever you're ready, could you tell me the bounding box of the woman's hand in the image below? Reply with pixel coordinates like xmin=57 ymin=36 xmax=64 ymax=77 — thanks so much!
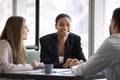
xmin=69 ymin=59 xmax=83 ymax=67
xmin=63 ymin=58 xmax=73 ymax=68
xmin=31 ymin=60 xmax=44 ymax=70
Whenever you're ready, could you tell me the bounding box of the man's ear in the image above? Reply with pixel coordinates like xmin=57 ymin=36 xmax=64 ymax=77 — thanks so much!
xmin=112 ymin=20 xmax=117 ymax=29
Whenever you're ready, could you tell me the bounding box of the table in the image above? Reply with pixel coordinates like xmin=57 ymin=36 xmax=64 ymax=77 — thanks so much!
xmin=0 ymin=69 xmax=105 ymax=80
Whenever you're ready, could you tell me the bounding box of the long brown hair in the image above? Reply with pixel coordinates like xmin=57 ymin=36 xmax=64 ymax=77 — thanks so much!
xmin=0 ymin=16 xmax=27 ymax=64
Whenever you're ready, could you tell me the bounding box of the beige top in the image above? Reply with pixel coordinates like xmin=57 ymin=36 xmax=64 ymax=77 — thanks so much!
xmin=0 ymin=40 xmax=33 ymax=73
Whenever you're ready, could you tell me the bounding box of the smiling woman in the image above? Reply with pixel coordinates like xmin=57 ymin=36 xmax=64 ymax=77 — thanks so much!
xmin=0 ymin=16 xmax=43 ymax=74
xmin=40 ymin=13 xmax=86 ymax=68
xmin=40 ymin=0 xmax=89 ymax=59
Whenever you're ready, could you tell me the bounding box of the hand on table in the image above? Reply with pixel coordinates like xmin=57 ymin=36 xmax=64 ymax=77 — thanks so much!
xmin=31 ymin=60 xmax=44 ymax=70
xmin=63 ymin=58 xmax=83 ymax=68
xmin=63 ymin=58 xmax=73 ymax=68
xmin=69 ymin=59 xmax=83 ymax=67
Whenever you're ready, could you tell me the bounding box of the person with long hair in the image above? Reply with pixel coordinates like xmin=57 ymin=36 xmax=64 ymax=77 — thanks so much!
xmin=0 ymin=16 xmax=43 ymax=73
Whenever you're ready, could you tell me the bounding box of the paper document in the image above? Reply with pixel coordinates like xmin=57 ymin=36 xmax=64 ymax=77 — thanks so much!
xmin=5 ymin=68 xmax=72 ymax=74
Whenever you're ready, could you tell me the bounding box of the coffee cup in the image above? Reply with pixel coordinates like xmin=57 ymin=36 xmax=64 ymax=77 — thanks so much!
xmin=44 ymin=64 xmax=53 ymax=74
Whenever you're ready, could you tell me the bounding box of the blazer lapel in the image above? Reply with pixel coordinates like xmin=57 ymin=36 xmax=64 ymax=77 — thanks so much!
xmin=64 ymin=35 xmax=72 ymax=61
xmin=53 ymin=33 xmax=59 ymax=63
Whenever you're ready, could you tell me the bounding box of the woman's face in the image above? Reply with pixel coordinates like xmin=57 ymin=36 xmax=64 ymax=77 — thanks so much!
xmin=56 ymin=17 xmax=71 ymax=37
xmin=22 ymin=21 xmax=29 ymax=40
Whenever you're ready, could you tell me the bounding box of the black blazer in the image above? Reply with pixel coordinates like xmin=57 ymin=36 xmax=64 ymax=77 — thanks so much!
xmin=40 ymin=32 xmax=86 ymax=68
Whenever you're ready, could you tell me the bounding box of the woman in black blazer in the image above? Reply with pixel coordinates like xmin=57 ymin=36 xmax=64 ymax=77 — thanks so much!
xmin=40 ymin=13 xmax=86 ymax=68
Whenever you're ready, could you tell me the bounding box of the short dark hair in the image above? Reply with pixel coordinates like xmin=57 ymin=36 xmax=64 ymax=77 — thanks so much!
xmin=55 ymin=13 xmax=71 ymax=24
xmin=112 ymin=7 xmax=120 ymax=30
